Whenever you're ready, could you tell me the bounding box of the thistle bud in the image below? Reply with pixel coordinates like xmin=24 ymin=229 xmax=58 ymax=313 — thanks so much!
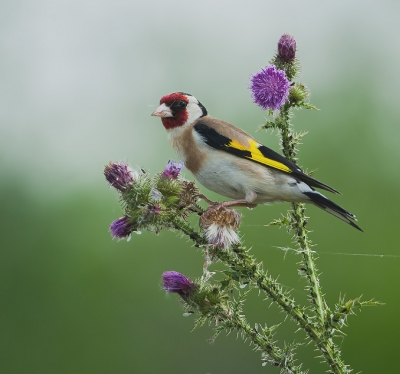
xmin=162 ymin=271 xmax=196 ymax=297
xmin=200 ymin=206 xmax=242 ymax=249
xmin=109 ymin=216 xmax=134 ymax=239
xmin=278 ymin=34 xmax=297 ymax=62
xmin=104 ymin=162 xmax=135 ymax=191
xmin=289 ymin=83 xmax=308 ymax=105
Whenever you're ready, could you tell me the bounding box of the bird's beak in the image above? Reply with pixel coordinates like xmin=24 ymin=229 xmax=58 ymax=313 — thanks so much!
xmin=151 ymin=103 xmax=173 ymax=118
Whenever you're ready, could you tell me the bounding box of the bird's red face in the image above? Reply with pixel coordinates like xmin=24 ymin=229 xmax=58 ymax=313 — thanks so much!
xmin=151 ymin=92 xmax=207 ymax=130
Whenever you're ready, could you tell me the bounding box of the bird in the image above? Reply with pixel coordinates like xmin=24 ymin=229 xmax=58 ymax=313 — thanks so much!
xmin=151 ymin=92 xmax=362 ymax=231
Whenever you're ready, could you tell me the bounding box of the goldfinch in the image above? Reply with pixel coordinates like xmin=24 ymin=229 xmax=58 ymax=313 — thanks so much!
xmin=151 ymin=92 xmax=362 ymax=231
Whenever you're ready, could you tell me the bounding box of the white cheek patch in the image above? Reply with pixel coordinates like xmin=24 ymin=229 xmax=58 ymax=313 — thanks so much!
xmin=186 ymin=102 xmax=203 ymax=125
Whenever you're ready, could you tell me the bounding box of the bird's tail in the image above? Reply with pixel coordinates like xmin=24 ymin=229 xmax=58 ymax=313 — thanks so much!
xmin=303 ymin=190 xmax=363 ymax=232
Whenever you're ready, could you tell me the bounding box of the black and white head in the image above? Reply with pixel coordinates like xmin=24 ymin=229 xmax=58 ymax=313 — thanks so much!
xmin=151 ymin=92 xmax=207 ymax=130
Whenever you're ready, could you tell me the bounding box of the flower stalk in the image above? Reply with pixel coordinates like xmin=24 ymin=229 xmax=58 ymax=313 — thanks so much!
xmin=275 ymin=111 xmax=381 ymax=374
xmin=172 ymin=215 xmax=351 ymax=374
xmin=258 ymin=44 xmax=355 ymax=373
xmin=276 ymin=104 xmax=327 ymax=328
xmin=163 ymin=270 xmax=304 ymax=374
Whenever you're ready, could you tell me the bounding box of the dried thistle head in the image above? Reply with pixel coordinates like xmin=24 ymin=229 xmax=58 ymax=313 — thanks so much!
xmin=179 ymin=181 xmax=200 ymax=207
xmin=200 ymin=206 xmax=242 ymax=249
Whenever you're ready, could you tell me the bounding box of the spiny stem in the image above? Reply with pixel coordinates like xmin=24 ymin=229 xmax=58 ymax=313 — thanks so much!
xmin=292 ymin=202 xmax=326 ymax=328
xmin=188 ymin=292 xmax=304 ymax=372
xmin=175 ymin=218 xmax=304 ymax=371
xmin=227 ymin=313 xmax=303 ymax=373
xmin=274 ymin=105 xmax=351 ymax=374
xmin=172 ymin=216 xmax=309 ymax=325
xmin=277 ymin=104 xmax=327 ymax=327
xmin=172 ymin=216 xmax=351 ymax=374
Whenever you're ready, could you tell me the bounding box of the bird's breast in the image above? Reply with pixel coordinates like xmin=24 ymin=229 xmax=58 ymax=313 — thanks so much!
xmin=194 ymin=151 xmax=306 ymax=203
xmin=167 ymin=126 xmax=207 ymax=175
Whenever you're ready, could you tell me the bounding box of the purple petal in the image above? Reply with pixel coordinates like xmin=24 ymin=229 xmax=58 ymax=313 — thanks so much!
xmin=249 ymin=65 xmax=290 ymax=111
xmin=162 ymin=160 xmax=184 ymax=179
xmin=104 ymin=162 xmax=134 ymax=191
xmin=162 ymin=271 xmax=195 ymax=296
xmin=278 ymin=34 xmax=297 ymax=62
xmin=109 ymin=216 xmax=133 ymax=239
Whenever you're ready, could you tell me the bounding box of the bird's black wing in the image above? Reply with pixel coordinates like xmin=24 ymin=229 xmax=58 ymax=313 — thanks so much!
xmin=194 ymin=121 xmax=340 ymax=194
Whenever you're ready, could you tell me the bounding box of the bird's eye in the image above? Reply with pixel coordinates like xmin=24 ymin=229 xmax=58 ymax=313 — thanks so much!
xmin=176 ymin=100 xmax=187 ymax=109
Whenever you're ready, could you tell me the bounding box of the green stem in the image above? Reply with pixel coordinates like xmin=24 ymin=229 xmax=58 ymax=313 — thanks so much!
xmin=292 ymin=202 xmax=326 ymax=328
xmin=274 ymin=105 xmax=351 ymax=373
xmin=173 ymin=216 xmax=309 ymax=326
xmin=186 ymin=287 xmax=304 ymax=372
xmin=277 ymin=105 xmax=326 ymax=327
xmin=173 ymin=216 xmax=351 ymax=373
xmin=226 ymin=312 xmax=303 ymax=373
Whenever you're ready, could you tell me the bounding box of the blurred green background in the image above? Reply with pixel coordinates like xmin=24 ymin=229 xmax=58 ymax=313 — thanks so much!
xmin=1 ymin=1 xmax=399 ymax=373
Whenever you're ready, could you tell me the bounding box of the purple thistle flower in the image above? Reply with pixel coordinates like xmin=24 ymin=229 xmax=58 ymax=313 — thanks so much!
xmin=109 ymin=216 xmax=133 ymax=239
xmin=104 ymin=162 xmax=135 ymax=191
xmin=162 ymin=160 xmax=184 ymax=179
xmin=162 ymin=271 xmax=196 ymax=296
xmin=278 ymin=34 xmax=297 ymax=62
xmin=249 ymin=65 xmax=290 ymax=111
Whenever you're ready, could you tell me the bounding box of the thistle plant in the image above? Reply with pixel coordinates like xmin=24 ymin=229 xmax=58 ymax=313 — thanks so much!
xmin=104 ymin=35 xmax=380 ymax=373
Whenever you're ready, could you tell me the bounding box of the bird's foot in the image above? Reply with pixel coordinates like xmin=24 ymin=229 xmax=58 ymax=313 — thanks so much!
xmin=222 ymin=200 xmax=258 ymax=209
xmin=198 ymin=195 xmax=257 ymax=213
xmin=197 ymin=194 xmax=218 ymax=205
xmin=202 ymin=199 xmax=257 ymax=214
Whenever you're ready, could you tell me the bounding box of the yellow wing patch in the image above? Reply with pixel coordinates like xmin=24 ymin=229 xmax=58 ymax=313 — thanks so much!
xmin=228 ymin=139 xmax=291 ymax=173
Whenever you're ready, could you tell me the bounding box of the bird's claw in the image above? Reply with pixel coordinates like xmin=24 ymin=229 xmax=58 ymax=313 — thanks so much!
xmin=197 ymin=194 xmax=218 ymax=205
